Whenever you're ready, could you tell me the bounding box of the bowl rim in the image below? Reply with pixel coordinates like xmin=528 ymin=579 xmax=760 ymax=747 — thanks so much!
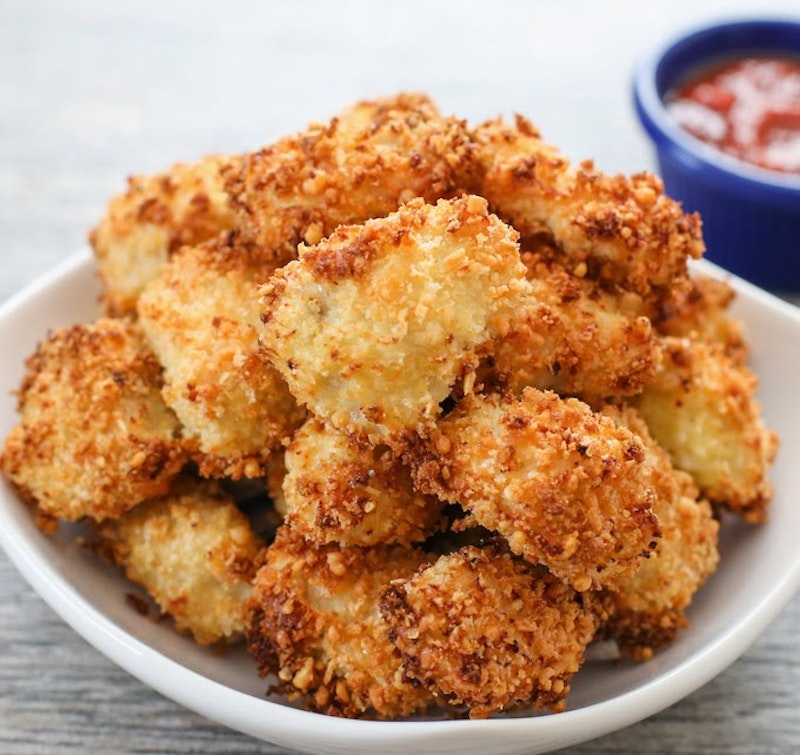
xmin=632 ymin=16 xmax=800 ymax=204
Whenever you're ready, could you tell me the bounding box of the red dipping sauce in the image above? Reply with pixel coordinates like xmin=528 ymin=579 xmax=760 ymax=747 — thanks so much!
xmin=665 ymin=54 xmax=800 ymax=174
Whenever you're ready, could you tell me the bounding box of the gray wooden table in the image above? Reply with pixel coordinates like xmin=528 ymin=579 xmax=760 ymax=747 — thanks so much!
xmin=2 ymin=2 xmax=799 ymax=753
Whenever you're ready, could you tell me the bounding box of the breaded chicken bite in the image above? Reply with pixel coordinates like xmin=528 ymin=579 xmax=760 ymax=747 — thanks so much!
xmin=470 ymin=116 xmax=704 ymax=300
xmin=283 ymin=417 xmax=443 ymax=546
xmin=224 ymin=94 xmax=474 ymax=261
xmin=410 ymin=388 xmax=661 ymax=592
xmin=485 ymin=253 xmax=661 ymax=402
xmin=654 ymin=274 xmax=748 ymax=364
xmin=334 ymin=92 xmax=442 ymax=135
xmin=260 ymin=195 xmax=529 ymax=444
xmin=0 ymin=319 xmax=186 ymax=523
xmin=137 ymin=236 xmax=305 ymax=479
xmin=634 ymin=337 xmax=778 ymax=522
xmin=245 ymin=527 xmax=434 ymax=719
xmin=599 ymin=405 xmax=719 ymax=659
xmin=97 ymin=478 xmax=265 ymax=645
xmin=90 ymin=154 xmax=239 ymax=316
xmin=381 ymin=542 xmax=598 ymax=718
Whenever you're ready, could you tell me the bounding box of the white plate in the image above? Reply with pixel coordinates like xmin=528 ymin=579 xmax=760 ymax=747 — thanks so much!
xmin=1 ymin=250 xmax=799 ymax=755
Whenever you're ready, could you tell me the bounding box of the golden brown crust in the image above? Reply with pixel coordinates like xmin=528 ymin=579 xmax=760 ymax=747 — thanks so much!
xmin=469 ymin=116 xmax=704 ymax=300
xmin=264 ymin=448 xmax=288 ymax=519
xmin=137 ymin=236 xmax=305 ymax=478
xmin=634 ymin=337 xmax=778 ymax=521
xmin=485 ymin=253 xmax=661 ymax=402
xmin=409 ymin=388 xmax=661 ymax=591
xmin=97 ymin=478 xmax=265 ymax=645
xmin=225 ymin=93 xmax=475 ymax=261
xmin=283 ymin=417 xmax=444 ymax=546
xmin=654 ymin=274 xmax=748 ymax=363
xmin=245 ymin=527 xmax=434 ymax=718
xmin=381 ymin=542 xmax=598 ymax=718
xmin=89 ymin=154 xmax=239 ymax=316
xmin=260 ymin=195 xmax=529 ymax=443
xmin=0 ymin=319 xmax=186 ymax=522
xmin=597 ymin=405 xmax=720 ymax=659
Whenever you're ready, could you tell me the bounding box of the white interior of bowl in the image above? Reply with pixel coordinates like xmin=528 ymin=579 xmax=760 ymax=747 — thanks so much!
xmin=1 ymin=251 xmax=799 ymax=755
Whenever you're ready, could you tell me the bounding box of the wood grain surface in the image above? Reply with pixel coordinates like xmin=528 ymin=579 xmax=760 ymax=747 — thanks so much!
xmin=1 ymin=2 xmax=799 ymax=753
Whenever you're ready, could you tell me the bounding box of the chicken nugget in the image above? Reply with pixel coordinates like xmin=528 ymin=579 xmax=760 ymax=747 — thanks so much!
xmin=260 ymin=195 xmax=529 ymax=443
xmin=137 ymin=236 xmax=305 ymax=479
xmin=634 ymin=337 xmax=778 ymax=521
xmin=334 ymin=92 xmax=442 ymax=134
xmin=225 ymin=93 xmax=474 ymax=260
xmin=470 ymin=116 xmax=703 ymax=300
xmin=485 ymin=253 xmax=661 ymax=402
xmin=245 ymin=526 xmax=434 ymax=718
xmin=654 ymin=274 xmax=748 ymax=364
xmin=410 ymin=388 xmax=661 ymax=591
xmin=598 ymin=405 xmax=719 ymax=659
xmin=90 ymin=154 xmax=239 ymax=316
xmin=283 ymin=417 xmax=443 ymax=547
xmin=381 ymin=542 xmax=598 ymax=718
xmin=0 ymin=319 xmax=186 ymax=523
xmin=97 ymin=478 xmax=265 ymax=645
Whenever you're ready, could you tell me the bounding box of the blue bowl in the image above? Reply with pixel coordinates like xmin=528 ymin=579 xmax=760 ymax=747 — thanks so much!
xmin=633 ymin=19 xmax=800 ymax=293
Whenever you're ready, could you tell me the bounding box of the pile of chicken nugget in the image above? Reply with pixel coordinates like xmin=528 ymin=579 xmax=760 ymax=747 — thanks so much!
xmin=0 ymin=93 xmax=778 ymax=720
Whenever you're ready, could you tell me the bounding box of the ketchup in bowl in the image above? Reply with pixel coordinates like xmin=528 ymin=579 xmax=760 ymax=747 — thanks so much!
xmin=665 ymin=55 xmax=800 ymax=174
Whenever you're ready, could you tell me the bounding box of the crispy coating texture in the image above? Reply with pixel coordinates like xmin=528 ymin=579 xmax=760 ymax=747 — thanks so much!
xmin=245 ymin=527 xmax=434 ymax=718
xmin=381 ymin=542 xmax=598 ymax=718
xmin=90 ymin=154 xmax=239 ymax=316
xmin=654 ymin=274 xmax=748 ymax=364
xmin=260 ymin=195 xmax=529 ymax=443
xmin=598 ymin=405 xmax=720 ymax=659
xmin=485 ymin=253 xmax=661 ymax=402
xmin=327 ymin=92 xmax=443 ymax=138
xmin=224 ymin=93 xmax=474 ymax=261
xmin=0 ymin=319 xmax=186 ymax=522
xmin=410 ymin=388 xmax=661 ymax=591
xmin=283 ymin=417 xmax=444 ymax=546
xmin=97 ymin=479 xmax=265 ymax=645
xmin=470 ymin=116 xmax=704 ymax=299
xmin=137 ymin=236 xmax=305 ymax=478
xmin=264 ymin=449 xmax=288 ymax=519
xmin=634 ymin=337 xmax=778 ymax=521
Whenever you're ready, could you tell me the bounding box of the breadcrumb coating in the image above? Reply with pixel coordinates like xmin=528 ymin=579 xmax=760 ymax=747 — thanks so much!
xmin=485 ymin=253 xmax=661 ymax=402
xmin=245 ymin=527 xmax=434 ymax=718
xmin=654 ymin=274 xmax=748 ymax=364
xmin=0 ymin=319 xmax=186 ymax=522
xmin=381 ymin=542 xmax=598 ymax=718
xmin=634 ymin=337 xmax=778 ymax=521
xmin=333 ymin=92 xmax=443 ymax=136
xmin=470 ymin=116 xmax=704 ymax=299
xmin=283 ymin=417 xmax=444 ymax=546
xmin=89 ymin=154 xmax=238 ymax=316
xmin=224 ymin=93 xmax=474 ymax=262
xmin=97 ymin=478 xmax=265 ymax=645
xmin=137 ymin=236 xmax=305 ymax=478
xmin=264 ymin=449 xmax=288 ymax=519
xmin=410 ymin=388 xmax=661 ymax=591
xmin=598 ymin=405 xmax=720 ymax=659
xmin=260 ymin=195 xmax=529 ymax=443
